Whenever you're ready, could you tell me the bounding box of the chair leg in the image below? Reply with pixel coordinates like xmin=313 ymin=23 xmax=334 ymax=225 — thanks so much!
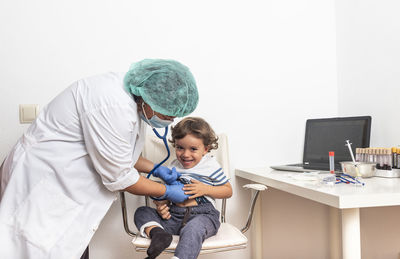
xmin=241 ymin=190 xmax=261 ymax=233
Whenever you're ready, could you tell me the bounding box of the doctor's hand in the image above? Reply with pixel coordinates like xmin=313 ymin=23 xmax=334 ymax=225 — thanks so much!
xmin=152 ymin=166 xmax=181 ymax=184
xmin=156 ymin=182 xmax=189 ymax=203
xmin=154 ymin=200 xmax=171 ymax=220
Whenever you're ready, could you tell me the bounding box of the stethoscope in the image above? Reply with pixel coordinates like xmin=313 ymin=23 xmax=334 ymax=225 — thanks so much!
xmin=146 ymin=126 xmax=171 ymax=201
xmin=138 ymin=100 xmax=171 ymax=178
xmin=146 ymin=126 xmax=171 ymax=179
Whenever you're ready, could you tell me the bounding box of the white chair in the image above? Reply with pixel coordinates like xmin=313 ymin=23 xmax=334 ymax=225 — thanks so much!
xmin=119 ymin=133 xmax=267 ymax=255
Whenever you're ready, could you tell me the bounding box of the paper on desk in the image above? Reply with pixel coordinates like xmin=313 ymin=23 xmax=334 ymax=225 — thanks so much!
xmin=288 ymin=172 xmax=322 ymax=182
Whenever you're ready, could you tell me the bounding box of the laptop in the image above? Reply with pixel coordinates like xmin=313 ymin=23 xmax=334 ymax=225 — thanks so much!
xmin=271 ymin=116 xmax=372 ymax=173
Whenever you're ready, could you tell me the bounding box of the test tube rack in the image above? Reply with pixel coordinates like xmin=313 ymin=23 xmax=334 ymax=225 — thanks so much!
xmin=375 ymin=168 xmax=400 ymax=178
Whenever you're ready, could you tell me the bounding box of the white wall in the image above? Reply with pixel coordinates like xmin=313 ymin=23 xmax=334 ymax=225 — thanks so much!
xmin=336 ymin=0 xmax=400 ymax=258
xmin=0 ymin=0 xmax=337 ymax=258
xmin=336 ymin=0 xmax=400 ymax=147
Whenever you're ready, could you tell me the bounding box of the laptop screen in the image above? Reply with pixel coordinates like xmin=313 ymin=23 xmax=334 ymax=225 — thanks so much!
xmin=302 ymin=116 xmax=371 ymax=169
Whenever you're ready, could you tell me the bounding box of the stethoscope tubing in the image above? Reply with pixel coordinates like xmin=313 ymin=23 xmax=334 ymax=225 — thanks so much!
xmin=147 ymin=126 xmax=171 ymax=178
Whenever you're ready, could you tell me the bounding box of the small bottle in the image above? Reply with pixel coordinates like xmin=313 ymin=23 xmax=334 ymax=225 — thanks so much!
xmin=329 ymin=151 xmax=335 ymax=174
xmin=387 ymin=148 xmax=393 ymax=170
xmin=364 ymin=148 xmax=368 ymax=162
xmin=370 ymin=148 xmax=376 ymax=163
xmin=373 ymin=148 xmax=378 ymax=164
xmin=383 ymin=148 xmax=388 ymax=170
xmin=397 ymin=148 xmax=400 ymax=169
xmin=392 ymin=147 xmax=398 ymax=169
xmin=383 ymin=148 xmax=392 ymax=170
xmin=323 ymin=151 xmax=336 ymax=186
xmin=355 ymin=148 xmax=361 ymax=162
xmin=377 ymin=148 xmax=383 ymax=169
xmin=361 ymin=148 xmax=366 ymax=162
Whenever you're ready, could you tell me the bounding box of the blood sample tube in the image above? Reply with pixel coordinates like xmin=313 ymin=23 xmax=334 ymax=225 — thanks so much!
xmin=329 ymin=151 xmax=335 ymax=174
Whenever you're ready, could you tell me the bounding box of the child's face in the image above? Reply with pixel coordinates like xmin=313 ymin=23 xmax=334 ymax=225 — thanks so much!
xmin=174 ymin=134 xmax=209 ymax=169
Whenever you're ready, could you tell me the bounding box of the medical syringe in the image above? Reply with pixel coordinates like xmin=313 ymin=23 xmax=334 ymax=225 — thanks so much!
xmin=346 ymin=140 xmax=363 ymax=186
xmin=345 ymin=140 xmax=357 ymax=163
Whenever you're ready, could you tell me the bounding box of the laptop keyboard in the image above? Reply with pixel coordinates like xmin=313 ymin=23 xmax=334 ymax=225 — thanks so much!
xmin=288 ymin=163 xmax=304 ymax=167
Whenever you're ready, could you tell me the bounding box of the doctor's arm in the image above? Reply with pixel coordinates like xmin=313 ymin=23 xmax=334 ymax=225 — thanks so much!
xmin=123 ymin=175 xmax=166 ymax=196
xmin=126 ymin=156 xmax=188 ymax=202
xmin=125 ymin=156 xmax=165 ymax=196
xmin=134 ymin=156 xmax=180 ymax=184
xmin=134 ymin=156 xmax=155 ymax=173
xmin=124 ymin=176 xmax=189 ymax=203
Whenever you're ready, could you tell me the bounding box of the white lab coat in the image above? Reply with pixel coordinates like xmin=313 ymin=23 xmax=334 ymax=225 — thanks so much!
xmin=0 ymin=72 xmax=146 ymax=259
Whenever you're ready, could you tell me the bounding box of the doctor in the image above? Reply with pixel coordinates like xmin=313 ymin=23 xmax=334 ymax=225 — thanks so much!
xmin=0 ymin=59 xmax=198 ymax=259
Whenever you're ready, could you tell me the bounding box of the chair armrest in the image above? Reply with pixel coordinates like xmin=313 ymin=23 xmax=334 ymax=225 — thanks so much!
xmin=120 ymin=174 xmax=164 ymax=236
xmin=119 ymin=191 xmax=139 ymax=237
xmin=240 ymin=184 xmax=268 ymax=233
xmin=243 ymin=183 xmax=268 ymax=191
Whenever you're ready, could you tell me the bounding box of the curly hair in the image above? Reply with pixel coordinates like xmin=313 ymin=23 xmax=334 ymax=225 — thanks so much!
xmin=169 ymin=117 xmax=218 ymax=152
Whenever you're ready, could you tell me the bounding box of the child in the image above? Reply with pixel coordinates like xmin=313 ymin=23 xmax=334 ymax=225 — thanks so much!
xmin=134 ymin=117 xmax=233 ymax=259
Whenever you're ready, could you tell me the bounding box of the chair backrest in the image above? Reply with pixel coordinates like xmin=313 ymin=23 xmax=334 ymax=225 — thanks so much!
xmin=141 ymin=133 xmax=230 ymax=222
xmin=141 ymin=134 xmax=177 ymax=167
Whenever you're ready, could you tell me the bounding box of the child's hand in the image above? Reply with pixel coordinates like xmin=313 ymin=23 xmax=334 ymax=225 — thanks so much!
xmin=183 ymin=179 xmax=211 ymax=199
xmin=154 ymin=200 xmax=171 ymax=220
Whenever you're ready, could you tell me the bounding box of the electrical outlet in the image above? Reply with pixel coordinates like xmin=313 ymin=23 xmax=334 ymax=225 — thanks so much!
xmin=19 ymin=104 xmax=39 ymax=124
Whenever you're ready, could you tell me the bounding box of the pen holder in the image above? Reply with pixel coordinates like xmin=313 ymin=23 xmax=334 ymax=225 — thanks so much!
xmin=340 ymin=161 xmax=377 ymax=178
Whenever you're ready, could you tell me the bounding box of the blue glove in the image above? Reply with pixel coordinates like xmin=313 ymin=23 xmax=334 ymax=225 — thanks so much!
xmin=156 ymin=182 xmax=189 ymax=203
xmin=152 ymin=166 xmax=181 ymax=184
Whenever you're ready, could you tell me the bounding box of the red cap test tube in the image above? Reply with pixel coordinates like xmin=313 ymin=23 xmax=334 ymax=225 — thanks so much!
xmin=329 ymin=151 xmax=335 ymax=174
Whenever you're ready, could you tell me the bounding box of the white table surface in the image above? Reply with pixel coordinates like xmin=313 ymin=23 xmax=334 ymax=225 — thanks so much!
xmin=235 ymin=167 xmax=400 ymax=209
xmin=235 ymin=167 xmax=400 ymax=259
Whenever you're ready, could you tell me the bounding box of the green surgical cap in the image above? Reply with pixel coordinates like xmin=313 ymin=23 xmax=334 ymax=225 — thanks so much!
xmin=124 ymin=59 xmax=199 ymax=117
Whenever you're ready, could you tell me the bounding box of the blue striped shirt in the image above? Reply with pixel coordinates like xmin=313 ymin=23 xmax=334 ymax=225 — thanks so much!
xmin=169 ymin=154 xmax=230 ymax=206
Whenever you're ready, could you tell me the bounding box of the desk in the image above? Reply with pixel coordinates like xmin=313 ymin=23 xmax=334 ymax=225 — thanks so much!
xmin=235 ymin=167 xmax=400 ymax=259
